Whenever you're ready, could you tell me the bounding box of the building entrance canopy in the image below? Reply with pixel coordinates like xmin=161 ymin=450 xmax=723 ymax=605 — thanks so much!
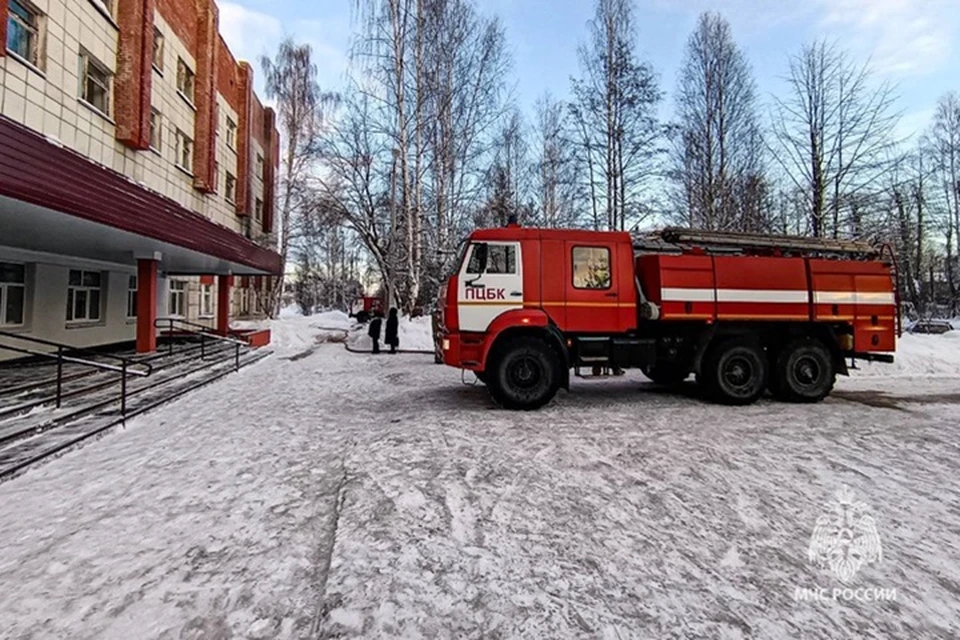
xmin=0 ymin=116 xmax=282 ymax=276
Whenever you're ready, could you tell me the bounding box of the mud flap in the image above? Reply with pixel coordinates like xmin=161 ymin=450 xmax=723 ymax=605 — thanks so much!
xmin=545 ymin=323 xmax=571 ymax=390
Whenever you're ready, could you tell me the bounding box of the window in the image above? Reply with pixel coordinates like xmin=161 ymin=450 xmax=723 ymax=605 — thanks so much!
xmin=175 ymin=129 xmax=193 ymax=172
xmin=168 ymin=280 xmax=186 ymax=317
xmin=176 ymin=58 xmax=194 ymax=102
xmin=79 ymin=50 xmax=111 ymax=116
xmin=572 ymin=246 xmax=611 ymax=289
xmin=466 ymin=243 xmax=516 ymax=275
xmin=0 ymin=262 xmax=26 ymax=327
xmin=92 ymin=0 xmax=114 ymax=17
xmin=66 ymin=269 xmax=103 ymax=323
xmin=126 ymin=275 xmax=137 ymax=318
xmin=256 ymin=153 xmax=264 ymax=180
xmin=254 ymin=198 xmax=263 ymax=223
xmin=239 ymin=288 xmax=250 ymax=316
xmin=149 ymin=108 xmax=162 ymax=151
xmin=226 ymin=117 xmax=237 ymax=149
xmin=7 ymin=1 xmax=41 ymax=66
xmin=225 ymin=172 xmax=237 ymax=203
xmin=200 ymin=284 xmax=214 ymax=317
xmin=152 ymin=27 xmax=164 ymax=71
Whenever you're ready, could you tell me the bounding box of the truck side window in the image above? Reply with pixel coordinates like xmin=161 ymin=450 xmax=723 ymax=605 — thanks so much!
xmin=467 ymin=244 xmax=516 ymax=275
xmin=572 ymin=246 xmax=611 ymax=289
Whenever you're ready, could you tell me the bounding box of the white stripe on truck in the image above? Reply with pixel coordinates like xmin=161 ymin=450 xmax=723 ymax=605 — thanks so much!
xmin=662 ymin=288 xmax=895 ymax=305
xmin=813 ymin=291 xmax=896 ymax=305
xmin=661 ymin=288 xmax=809 ymax=303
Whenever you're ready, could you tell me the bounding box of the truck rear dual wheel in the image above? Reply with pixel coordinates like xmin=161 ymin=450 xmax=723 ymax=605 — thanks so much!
xmin=771 ymin=338 xmax=835 ymax=403
xmin=487 ymin=337 xmax=561 ymax=410
xmin=700 ymin=338 xmax=768 ymax=405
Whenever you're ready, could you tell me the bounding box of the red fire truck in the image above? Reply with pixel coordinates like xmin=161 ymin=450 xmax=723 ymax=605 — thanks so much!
xmin=350 ymin=295 xmax=385 ymax=323
xmin=437 ymin=224 xmax=898 ymax=410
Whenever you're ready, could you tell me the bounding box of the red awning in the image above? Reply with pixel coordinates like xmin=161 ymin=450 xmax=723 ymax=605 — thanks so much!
xmin=0 ymin=115 xmax=282 ymax=274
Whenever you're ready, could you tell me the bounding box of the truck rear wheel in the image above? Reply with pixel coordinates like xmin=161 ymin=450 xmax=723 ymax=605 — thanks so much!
xmin=701 ymin=338 xmax=768 ymax=405
xmin=487 ymin=337 xmax=561 ymax=410
xmin=772 ymin=338 xmax=835 ymax=403
xmin=641 ymin=363 xmax=690 ymax=386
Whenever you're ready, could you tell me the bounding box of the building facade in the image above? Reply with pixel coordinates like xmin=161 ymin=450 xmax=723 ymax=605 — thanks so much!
xmin=0 ymin=0 xmax=282 ymax=360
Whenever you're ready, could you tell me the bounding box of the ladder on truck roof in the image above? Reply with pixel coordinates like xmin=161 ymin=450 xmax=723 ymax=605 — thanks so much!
xmin=632 ymin=227 xmax=882 ymax=259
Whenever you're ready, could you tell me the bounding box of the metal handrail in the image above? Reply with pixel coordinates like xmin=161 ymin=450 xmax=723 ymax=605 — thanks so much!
xmin=154 ymin=317 xmax=249 ymax=346
xmin=0 ymin=335 xmax=153 ymax=417
xmin=0 ymin=329 xmax=151 ymax=372
xmin=155 ymin=317 xmax=249 ymax=371
xmin=0 ymin=344 xmax=151 ymax=377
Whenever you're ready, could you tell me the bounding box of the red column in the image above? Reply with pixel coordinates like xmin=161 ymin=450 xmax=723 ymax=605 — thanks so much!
xmin=136 ymin=259 xmax=158 ymax=353
xmin=114 ymin=0 xmax=154 ymax=149
xmin=217 ymin=275 xmax=232 ymax=335
xmin=235 ymin=63 xmax=254 ymax=216
xmin=0 ymin=1 xmax=9 ymax=59
xmin=192 ymin=0 xmax=219 ymax=192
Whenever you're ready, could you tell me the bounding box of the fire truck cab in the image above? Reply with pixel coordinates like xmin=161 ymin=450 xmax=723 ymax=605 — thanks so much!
xmin=438 ymin=224 xmax=898 ymax=410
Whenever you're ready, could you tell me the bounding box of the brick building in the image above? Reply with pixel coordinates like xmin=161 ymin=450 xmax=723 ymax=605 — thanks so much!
xmin=0 ymin=0 xmax=282 ymax=359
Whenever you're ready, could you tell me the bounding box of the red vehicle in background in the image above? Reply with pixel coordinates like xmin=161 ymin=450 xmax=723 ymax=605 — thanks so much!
xmin=437 ymin=224 xmax=899 ymax=410
xmin=350 ymin=296 xmax=384 ymax=323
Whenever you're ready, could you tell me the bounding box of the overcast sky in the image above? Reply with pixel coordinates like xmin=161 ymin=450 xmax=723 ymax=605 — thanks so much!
xmin=219 ymin=0 xmax=960 ymax=141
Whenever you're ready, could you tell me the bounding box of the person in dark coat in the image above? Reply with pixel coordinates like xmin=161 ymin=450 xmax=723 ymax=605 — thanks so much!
xmin=385 ymin=308 xmax=400 ymax=354
xmin=368 ymin=313 xmax=383 ymax=354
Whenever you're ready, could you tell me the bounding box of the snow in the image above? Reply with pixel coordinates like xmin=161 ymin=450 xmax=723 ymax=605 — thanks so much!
xmin=232 ymin=310 xmax=357 ymax=354
xmin=231 ymin=309 xmax=434 ymax=354
xmin=278 ymin=305 xmax=303 ymax=319
xmin=1 ymin=319 xmax=960 ymax=638
xmin=851 ymin=332 xmax=960 ymax=378
xmin=347 ymin=315 xmax=435 ymax=352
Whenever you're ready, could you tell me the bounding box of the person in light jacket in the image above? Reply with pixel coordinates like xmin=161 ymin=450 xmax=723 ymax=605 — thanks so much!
xmin=368 ymin=313 xmax=383 ymax=354
xmin=385 ymin=308 xmax=400 ymax=354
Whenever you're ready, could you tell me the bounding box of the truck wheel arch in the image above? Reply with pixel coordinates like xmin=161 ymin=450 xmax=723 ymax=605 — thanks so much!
xmin=481 ymin=310 xmax=570 ymax=391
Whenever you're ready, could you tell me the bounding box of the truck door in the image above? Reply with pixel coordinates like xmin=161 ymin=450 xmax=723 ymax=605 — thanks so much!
xmin=564 ymin=241 xmax=621 ymax=333
xmin=457 ymin=241 xmax=523 ymax=332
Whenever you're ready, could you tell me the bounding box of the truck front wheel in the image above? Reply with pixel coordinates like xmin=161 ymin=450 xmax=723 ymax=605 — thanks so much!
xmin=701 ymin=338 xmax=768 ymax=405
xmin=772 ymin=338 xmax=835 ymax=403
xmin=487 ymin=337 xmax=561 ymax=410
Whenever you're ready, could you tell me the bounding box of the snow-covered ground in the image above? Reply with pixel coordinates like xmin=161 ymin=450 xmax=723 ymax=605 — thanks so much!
xmin=1 ymin=323 xmax=960 ymax=638
xmin=851 ymin=330 xmax=960 ymax=378
xmin=235 ymin=310 xmax=436 ymax=353
xmin=346 ymin=315 xmax=435 ymax=352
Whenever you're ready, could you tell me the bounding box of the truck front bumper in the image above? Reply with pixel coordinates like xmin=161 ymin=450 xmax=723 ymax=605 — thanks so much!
xmin=441 ymin=332 xmax=484 ymax=371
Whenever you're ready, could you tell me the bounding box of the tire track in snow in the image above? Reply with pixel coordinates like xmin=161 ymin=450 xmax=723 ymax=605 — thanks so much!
xmin=307 ymin=449 xmax=352 ymax=639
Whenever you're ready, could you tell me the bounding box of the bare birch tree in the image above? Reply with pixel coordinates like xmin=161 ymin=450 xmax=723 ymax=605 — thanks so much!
xmin=770 ymin=40 xmax=899 ymax=238
xmin=570 ymin=0 xmax=662 ymax=231
xmin=930 ymin=92 xmax=960 ymax=310
xmin=260 ymin=39 xmax=338 ymax=316
xmin=673 ymin=12 xmax=766 ymax=232
xmin=316 ymin=0 xmax=510 ymax=311
xmin=533 ymin=93 xmax=578 ymax=227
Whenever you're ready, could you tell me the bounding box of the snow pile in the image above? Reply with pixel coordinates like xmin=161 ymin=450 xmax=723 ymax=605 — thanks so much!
xmin=852 ymin=332 xmax=960 ymax=378
xmin=347 ymin=315 xmax=435 ymax=352
xmin=254 ymin=310 xmax=356 ymax=355
xmin=310 ymin=310 xmax=353 ymax=330
xmin=278 ymin=305 xmax=303 ymax=319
